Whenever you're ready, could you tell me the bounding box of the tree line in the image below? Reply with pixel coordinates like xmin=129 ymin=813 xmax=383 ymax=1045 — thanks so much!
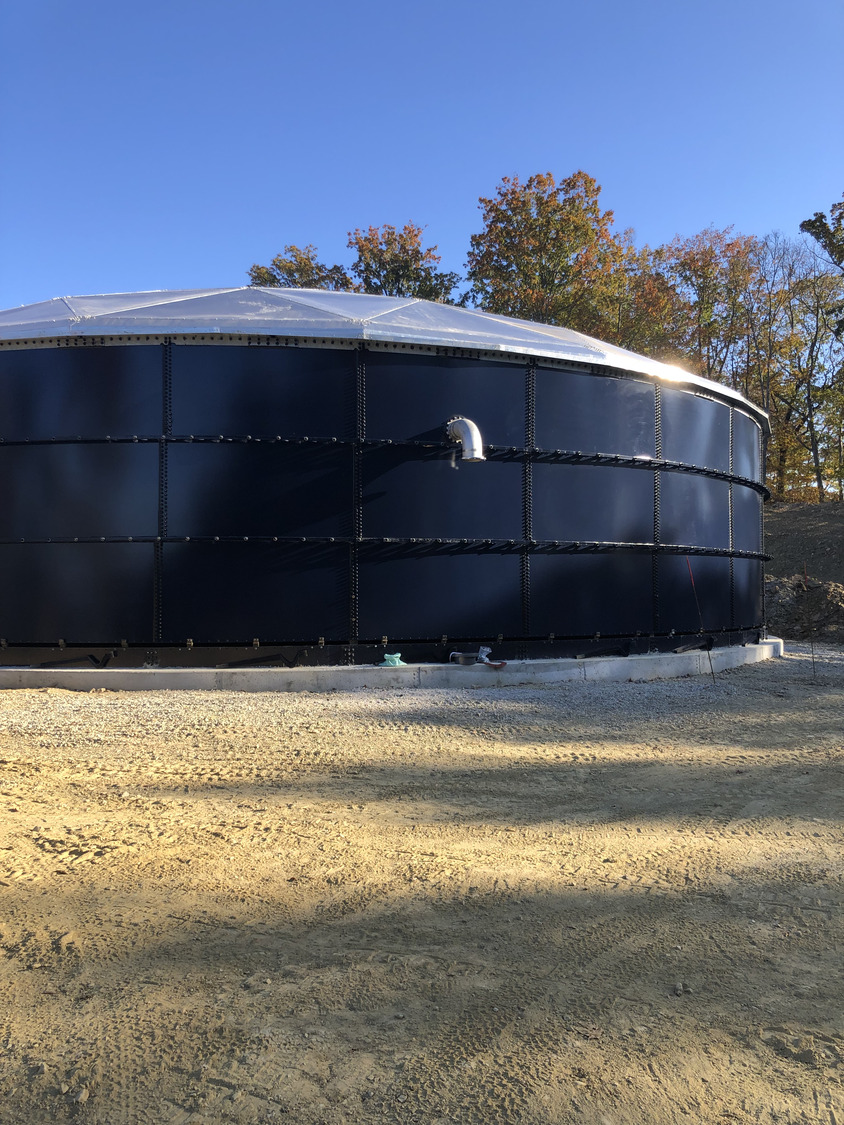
xmin=249 ymin=174 xmax=844 ymax=503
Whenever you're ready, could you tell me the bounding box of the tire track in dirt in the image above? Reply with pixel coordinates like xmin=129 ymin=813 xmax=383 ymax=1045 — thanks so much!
xmin=0 ymin=662 xmax=842 ymax=1123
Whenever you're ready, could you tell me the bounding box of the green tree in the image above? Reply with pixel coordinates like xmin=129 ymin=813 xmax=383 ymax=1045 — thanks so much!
xmin=346 ymin=223 xmax=461 ymax=301
xmin=800 ymin=194 xmax=844 ymax=272
xmin=800 ymin=194 xmax=844 ymax=338
xmin=783 ymin=247 xmax=844 ymax=500
xmin=248 ymin=244 xmax=353 ymax=290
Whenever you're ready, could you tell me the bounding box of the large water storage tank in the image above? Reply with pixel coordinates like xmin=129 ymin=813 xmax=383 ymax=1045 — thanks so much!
xmin=0 ymin=288 xmax=767 ymax=667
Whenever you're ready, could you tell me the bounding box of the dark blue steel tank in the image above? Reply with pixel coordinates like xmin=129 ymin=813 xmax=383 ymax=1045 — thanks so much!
xmin=0 ymin=289 xmax=767 ymax=666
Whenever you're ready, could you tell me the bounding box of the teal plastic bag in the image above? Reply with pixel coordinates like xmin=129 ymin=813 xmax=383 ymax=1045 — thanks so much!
xmin=379 ymin=653 xmax=406 ymax=667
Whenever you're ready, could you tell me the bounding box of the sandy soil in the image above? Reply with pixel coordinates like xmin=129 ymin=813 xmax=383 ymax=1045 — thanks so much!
xmin=0 ymin=649 xmax=842 ymax=1125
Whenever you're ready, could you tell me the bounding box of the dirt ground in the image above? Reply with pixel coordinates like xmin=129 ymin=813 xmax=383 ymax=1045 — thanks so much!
xmin=0 ymin=647 xmax=842 ymax=1125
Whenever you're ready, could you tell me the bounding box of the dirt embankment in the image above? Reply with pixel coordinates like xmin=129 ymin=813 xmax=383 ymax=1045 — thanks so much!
xmin=764 ymin=502 xmax=844 ymax=585
xmin=764 ymin=501 xmax=844 ymax=641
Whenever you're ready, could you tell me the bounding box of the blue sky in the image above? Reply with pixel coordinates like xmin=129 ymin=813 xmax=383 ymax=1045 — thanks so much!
xmin=1 ymin=0 xmax=842 ymax=310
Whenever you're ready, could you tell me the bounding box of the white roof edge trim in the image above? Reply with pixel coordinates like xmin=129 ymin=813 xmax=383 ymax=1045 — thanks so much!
xmin=0 ymin=329 xmax=771 ymax=433
xmin=0 ymin=287 xmax=769 ymax=430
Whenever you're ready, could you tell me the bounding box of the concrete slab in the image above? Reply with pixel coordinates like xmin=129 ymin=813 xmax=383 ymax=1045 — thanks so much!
xmin=0 ymin=639 xmax=784 ymax=692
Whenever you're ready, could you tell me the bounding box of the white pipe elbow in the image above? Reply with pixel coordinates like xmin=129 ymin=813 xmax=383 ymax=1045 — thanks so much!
xmin=446 ymin=416 xmax=486 ymax=462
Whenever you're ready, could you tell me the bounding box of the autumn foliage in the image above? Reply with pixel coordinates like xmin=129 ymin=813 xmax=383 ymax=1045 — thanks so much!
xmin=249 ymin=223 xmax=458 ymax=302
xmin=347 ymin=224 xmax=461 ymax=301
xmin=248 ymin=181 xmax=844 ymax=501
xmin=465 ymin=171 xmax=621 ymax=332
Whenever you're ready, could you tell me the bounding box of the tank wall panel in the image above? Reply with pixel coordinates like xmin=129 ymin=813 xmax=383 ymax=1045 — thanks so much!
xmin=361 ymin=448 xmax=521 ymax=540
xmin=530 ymin=554 xmax=654 ymax=636
xmin=660 ymin=474 xmax=731 ymax=549
xmin=364 ymin=353 xmax=525 ymax=445
xmin=732 ymin=410 xmax=762 ymax=481
xmin=533 ymin=465 xmax=655 ymax=543
xmin=734 ymin=559 xmax=763 ymax=626
xmin=535 ymin=368 xmax=656 ymax=456
xmin=0 ymin=444 xmax=158 ymax=539
xmin=0 ymin=346 xmax=161 ymax=439
xmin=658 ymin=555 xmax=731 ymax=633
xmin=170 ymin=347 xmax=356 ymax=438
xmin=0 ymin=341 xmax=766 ymax=653
xmin=358 ymin=552 xmax=521 ymax=639
xmin=162 ymin=542 xmax=348 ymax=643
xmin=167 ymin=444 xmax=354 ymax=539
xmin=0 ymin=544 xmax=153 ymax=643
xmin=661 ymin=388 xmax=731 ymax=471
xmin=732 ymin=486 xmax=763 ymax=554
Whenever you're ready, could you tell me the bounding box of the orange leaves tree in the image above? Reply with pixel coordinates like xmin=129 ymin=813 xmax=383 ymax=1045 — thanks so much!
xmin=249 ymin=224 xmax=460 ymax=302
xmin=248 ymin=244 xmax=353 ymax=291
xmin=465 ymin=171 xmax=631 ymax=338
xmin=246 ymin=180 xmax=844 ymax=500
xmin=347 ymin=223 xmax=461 ymax=301
xmin=657 ymin=227 xmax=760 ymax=385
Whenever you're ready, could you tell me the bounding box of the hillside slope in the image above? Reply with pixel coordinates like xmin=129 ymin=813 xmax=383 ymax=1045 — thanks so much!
xmin=763 ymin=501 xmax=844 ymax=640
xmin=764 ymin=501 xmax=844 ymax=583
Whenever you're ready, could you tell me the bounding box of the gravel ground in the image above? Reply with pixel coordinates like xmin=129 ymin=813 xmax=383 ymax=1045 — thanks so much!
xmin=0 ymin=644 xmax=842 ymax=1124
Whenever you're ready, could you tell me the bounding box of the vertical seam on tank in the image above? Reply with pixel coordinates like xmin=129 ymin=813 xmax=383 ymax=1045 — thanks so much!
xmin=521 ymin=361 xmax=535 ymax=653
xmin=652 ymin=384 xmax=662 ymax=635
xmin=154 ymin=341 xmax=172 ymax=643
xmin=349 ymin=344 xmax=365 ymax=660
xmin=759 ymin=423 xmax=766 ymax=633
xmin=729 ymin=409 xmax=735 ymax=628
